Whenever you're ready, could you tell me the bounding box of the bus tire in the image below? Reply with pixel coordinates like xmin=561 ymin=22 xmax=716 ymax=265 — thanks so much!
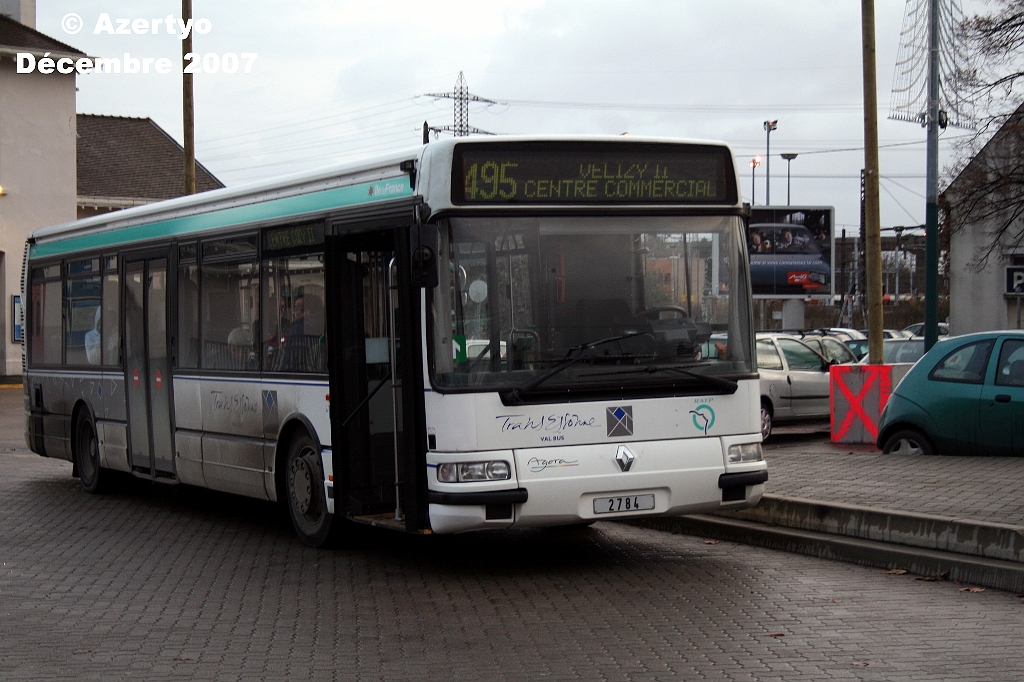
xmin=284 ymin=431 xmax=340 ymax=547
xmin=74 ymin=413 xmax=110 ymax=494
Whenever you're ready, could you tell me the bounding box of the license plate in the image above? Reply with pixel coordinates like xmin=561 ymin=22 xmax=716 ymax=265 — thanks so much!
xmin=593 ymin=494 xmax=655 ymax=514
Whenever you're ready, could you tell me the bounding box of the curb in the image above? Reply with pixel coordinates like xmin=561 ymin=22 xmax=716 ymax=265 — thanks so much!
xmin=717 ymin=494 xmax=1024 ymax=564
xmin=630 ymin=514 xmax=1024 ymax=593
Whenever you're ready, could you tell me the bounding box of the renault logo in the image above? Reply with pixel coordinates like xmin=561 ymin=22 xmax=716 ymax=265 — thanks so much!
xmin=615 ymin=445 xmax=635 ymax=472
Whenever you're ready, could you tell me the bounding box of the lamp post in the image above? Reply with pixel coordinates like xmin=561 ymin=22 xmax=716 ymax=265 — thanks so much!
xmin=781 ymin=153 xmax=797 ymax=205
xmin=749 ymin=156 xmax=761 ymax=205
xmin=763 ymin=120 xmax=777 ymax=205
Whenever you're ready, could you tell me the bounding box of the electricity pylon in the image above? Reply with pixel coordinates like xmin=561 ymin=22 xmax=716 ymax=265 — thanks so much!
xmin=423 ymin=72 xmax=498 ymax=139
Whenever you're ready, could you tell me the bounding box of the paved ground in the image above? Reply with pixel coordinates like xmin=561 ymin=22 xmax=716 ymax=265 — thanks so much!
xmin=2 ymin=388 xmax=1024 ymax=680
xmin=3 ymin=451 xmax=1024 ymax=681
xmin=764 ymin=431 xmax=1024 ymax=526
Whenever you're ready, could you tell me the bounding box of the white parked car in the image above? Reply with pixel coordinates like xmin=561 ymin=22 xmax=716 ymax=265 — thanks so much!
xmin=756 ymin=333 xmax=838 ymax=440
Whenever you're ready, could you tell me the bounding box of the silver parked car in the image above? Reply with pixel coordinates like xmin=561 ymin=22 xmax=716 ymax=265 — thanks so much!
xmin=800 ymin=335 xmax=860 ymax=365
xmin=756 ymin=333 xmax=837 ymax=440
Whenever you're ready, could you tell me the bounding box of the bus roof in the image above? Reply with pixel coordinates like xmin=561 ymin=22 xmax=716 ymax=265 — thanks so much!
xmin=29 ymin=135 xmax=737 ymax=260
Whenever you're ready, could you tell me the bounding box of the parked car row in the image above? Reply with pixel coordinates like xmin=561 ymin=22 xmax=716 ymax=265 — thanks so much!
xmin=749 ymin=325 xmax=1024 ymax=457
xmin=752 ymin=325 xmax=942 ymax=441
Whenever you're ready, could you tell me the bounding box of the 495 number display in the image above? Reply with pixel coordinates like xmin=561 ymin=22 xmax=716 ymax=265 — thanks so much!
xmin=452 ymin=142 xmax=736 ymax=205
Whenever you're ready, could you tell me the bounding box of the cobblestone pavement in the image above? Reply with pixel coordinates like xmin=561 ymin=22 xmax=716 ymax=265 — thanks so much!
xmin=2 ymin=446 xmax=1024 ymax=679
xmin=764 ymin=433 xmax=1024 ymax=526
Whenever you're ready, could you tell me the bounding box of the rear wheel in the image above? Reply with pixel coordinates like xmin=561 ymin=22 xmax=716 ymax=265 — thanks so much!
xmin=285 ymin=432 xmax=341 ymax=547
xmin=882 ymin=428 xmax=936 ymax=457
xmin=74 ymin=414 xmax=110 ymax=493
xmin=760 ymin=401 xmax=773 ymax=441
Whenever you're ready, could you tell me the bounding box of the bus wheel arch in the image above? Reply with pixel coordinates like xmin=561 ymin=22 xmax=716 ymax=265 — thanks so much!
xmin=273 ymin=416 xmax=321 ymax=504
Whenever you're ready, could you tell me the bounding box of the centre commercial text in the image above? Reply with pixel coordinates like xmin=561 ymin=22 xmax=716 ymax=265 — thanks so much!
xmin=464 ymin=162 xmax=719 ymax=201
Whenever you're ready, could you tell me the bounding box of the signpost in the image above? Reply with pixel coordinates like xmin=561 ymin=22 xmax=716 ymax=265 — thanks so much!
xmin=1007 ymin=266 xmax=1024 ymax=329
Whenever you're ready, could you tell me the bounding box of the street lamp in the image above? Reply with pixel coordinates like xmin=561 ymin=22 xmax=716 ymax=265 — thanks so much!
xmin=749 ymin=156 xmax=761 ymax=205
xmin=781 ymin=153 xmax=798 ymax=205
xmin=763 ymin=120 xmax=777 ymax=205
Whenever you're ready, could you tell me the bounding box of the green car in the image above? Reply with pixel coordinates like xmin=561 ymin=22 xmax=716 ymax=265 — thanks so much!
xmin=878 ymin=331 xmax=1024 ymax=457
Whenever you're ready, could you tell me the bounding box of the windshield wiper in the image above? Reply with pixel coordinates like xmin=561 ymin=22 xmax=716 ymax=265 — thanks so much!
xmin=580 ymin=363 xmax=739 ymax=393
xmin=504 ymin=331 xmax=653 ymax=404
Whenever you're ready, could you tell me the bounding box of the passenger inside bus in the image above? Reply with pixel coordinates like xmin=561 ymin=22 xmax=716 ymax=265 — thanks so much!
xmin=280 ymin=290 xmax=325 ymax=372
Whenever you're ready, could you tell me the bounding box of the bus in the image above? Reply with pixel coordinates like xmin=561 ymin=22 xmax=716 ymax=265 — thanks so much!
xmin=23 ymin=136 xmax=767 ymax=547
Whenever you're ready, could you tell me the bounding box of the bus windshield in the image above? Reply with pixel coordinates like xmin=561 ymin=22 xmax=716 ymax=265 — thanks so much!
xmin=430 ymin=215 xmax=754 ymax=397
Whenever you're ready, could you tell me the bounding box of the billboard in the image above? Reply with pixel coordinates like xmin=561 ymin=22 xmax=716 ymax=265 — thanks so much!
xmin=748 ymin=206 xmax=834 ymax=298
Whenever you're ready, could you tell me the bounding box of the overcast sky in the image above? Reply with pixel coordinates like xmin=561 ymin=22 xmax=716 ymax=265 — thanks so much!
xmin=35 ymin=0 xmax=994 ymax=235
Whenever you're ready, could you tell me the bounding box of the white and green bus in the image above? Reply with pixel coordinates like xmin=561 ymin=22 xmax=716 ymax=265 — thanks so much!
xmin=23 ymin=136 xmax=767 ymax=546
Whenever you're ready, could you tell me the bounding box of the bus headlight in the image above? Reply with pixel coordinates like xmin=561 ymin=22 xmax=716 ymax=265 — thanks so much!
xmin=436 ymin=460 xmax=512 ymax=482
xmin=727 ymin=443 xmax=763 ymax=463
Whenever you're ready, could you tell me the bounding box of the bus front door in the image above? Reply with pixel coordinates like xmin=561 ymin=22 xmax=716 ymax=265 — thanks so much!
xmin=326 ymin=235 xmax=405 ymax=523
xmin=124 ymin=256 xmax=175 ymax=478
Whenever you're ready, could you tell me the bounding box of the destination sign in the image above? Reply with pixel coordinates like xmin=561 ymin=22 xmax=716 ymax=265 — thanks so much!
xmin=263 ymin=221 xmax=324 ymax=252
xmin=451 ymin=142 xmax=736 ymax=205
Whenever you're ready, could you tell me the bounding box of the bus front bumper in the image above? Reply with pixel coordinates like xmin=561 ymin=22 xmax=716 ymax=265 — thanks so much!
xmin=426 ymin=439 xmax=766 ymax=534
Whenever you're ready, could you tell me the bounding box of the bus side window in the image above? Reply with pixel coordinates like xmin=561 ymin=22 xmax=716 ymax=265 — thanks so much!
xmin=30 ymin=265 xmax=63 ymax=366
xmin=201 ymin=259 xmax=260 ymax=372
xmin=262 ymin=253 xmax=325 ymax=374
xmin=177 ymin=262 xmax=199 ymax=368
xmin=102 ymin=257 xmax=120 ymax=366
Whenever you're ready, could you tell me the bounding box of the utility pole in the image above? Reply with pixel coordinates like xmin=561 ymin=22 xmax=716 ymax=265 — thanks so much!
xmin=182 ymin=0 xmax=195 ymax=195
xmin=749 ymin=156 xmax=760 ymax=205
xmin=924 ymin=0 xmax=940 ymax=350
xmin=862 ymin=0 xmax=884 ymax=363
xmin=890 ymin=0 xmax=972 ymax=349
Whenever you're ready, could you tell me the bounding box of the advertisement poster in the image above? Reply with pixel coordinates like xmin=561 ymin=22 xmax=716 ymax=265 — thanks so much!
xmin=748 ymin=206 xmax=834 ymax=298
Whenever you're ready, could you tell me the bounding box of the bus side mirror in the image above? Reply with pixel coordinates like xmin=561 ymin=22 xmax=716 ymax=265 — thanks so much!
xmin=410 ymin=223 xmax=438 ymax=288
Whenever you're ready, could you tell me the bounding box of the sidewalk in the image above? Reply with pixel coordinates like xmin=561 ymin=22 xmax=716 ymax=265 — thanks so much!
xmin=637 ymin=427 xmax=1024 ymax=592
xmin=762 ymin=431 xmax=1024 ymax=527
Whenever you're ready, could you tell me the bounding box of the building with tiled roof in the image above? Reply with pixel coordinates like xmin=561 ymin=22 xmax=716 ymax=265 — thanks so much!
xmin=77 ymin=115 xmax=224 ymax=219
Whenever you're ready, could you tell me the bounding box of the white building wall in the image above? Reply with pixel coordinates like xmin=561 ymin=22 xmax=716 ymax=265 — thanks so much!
xmin=949 ymin=219 xmax=1024 ymax=335
xmin=0 ymin=56 xmax=77 ymax=376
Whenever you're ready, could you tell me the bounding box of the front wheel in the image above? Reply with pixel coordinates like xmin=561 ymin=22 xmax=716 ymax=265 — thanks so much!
xmin=760 ymin=401 xmax=773 ymax=441
xmin=285 ymin=432 xmax=341 ymax=547
xmin=882 ymin=428 xmax=936 ymax=457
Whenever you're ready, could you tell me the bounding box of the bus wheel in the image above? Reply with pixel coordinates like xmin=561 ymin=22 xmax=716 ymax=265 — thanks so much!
xmin=74 ymin=414 xmax=109 ymax=494
xmin=285 ymin=432 xmax=338 ymax=547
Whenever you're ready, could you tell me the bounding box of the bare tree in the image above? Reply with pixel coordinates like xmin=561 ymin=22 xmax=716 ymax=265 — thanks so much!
xmin=944 ymin=0 xmax=1024 ymax=270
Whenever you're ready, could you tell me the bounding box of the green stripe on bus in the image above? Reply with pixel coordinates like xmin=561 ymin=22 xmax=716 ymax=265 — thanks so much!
xmin=30 ymin=177 xmax=414 ymax=259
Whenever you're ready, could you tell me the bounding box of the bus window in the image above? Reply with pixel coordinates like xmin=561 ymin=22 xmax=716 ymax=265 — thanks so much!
xmin=65 ymin=275 xmax=102 ymax=365
xmin=102 ymin=260 xmax=120 ymax=366
xmin=201 ymin=259 xmax=259 ymax=371
xmin=30 ymin=267 xmax=63 ymax=366
xmin=262 ymin=253 xmax=325 ymax=373
xmin=432 ymin=215 xmax=752 ymax=392
xmin=177 ymin=262 xmax=199 ymax=368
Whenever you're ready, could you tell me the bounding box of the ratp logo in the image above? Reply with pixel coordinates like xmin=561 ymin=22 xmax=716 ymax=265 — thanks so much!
xmin=606 ymin=406 xmax=633 ymax=437
xmin=689 ymin=405 xmax=715 ymax=435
